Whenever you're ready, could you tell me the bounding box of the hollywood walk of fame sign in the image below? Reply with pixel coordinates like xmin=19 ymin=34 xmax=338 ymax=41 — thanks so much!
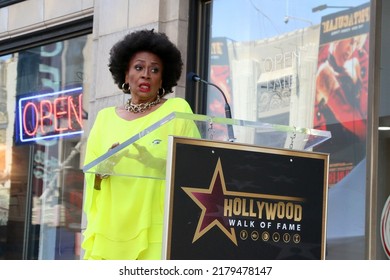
xmin=163 ymin=137 xmax=329 ymax=260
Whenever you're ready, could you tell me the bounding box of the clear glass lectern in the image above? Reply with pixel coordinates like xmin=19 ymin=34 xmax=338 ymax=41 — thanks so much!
xmin=83 ymin=112 xmax=331 ymax=179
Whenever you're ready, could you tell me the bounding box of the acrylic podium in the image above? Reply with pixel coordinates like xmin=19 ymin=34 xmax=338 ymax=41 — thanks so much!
xmin=83 ymin=112 xmax=331 ymax=260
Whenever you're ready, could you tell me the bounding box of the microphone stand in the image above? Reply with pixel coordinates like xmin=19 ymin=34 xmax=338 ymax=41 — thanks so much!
xmin=189 ymin=73 xmax=235 ymax=142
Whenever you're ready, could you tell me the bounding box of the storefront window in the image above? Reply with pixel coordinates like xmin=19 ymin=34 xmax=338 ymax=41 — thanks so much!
xmin=0 ymin=34 xmax=92 ymax=259
xmin=206 ymin=0 xmax=371 ymax=259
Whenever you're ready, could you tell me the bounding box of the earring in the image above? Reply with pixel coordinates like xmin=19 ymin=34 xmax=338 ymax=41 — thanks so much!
xmin=122 ymin=82 xmax=130 ymax=93
xmin=158 ymin=88 xmax=166 ymax=96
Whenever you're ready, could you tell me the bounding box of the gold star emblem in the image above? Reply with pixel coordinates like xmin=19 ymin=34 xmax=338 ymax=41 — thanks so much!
xmin=182 ymin=158 xmax=238 ymax=245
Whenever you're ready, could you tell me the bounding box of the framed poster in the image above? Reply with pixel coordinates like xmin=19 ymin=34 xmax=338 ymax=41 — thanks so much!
xmin=163 ymin=136 xmax=329 ymax=260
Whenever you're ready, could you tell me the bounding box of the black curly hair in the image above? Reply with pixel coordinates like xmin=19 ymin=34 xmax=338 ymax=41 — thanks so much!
xmin=108 ymin=29 xmax=183 ymax=95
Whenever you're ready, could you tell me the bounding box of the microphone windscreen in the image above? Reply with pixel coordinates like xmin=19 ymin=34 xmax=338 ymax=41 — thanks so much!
xmin=187 ymin=72 xmax=200 ymax=82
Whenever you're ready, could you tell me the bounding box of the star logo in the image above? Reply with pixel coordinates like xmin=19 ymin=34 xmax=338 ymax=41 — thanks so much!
xmin=182 ymin=158 xmax=238 ymax=245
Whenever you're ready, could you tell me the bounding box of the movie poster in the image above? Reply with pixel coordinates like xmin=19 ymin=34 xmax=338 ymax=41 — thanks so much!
xmin=207 ymin=37 xmax=233 ymax=140
xmin=313 ymin=3 xmax=370 ymax=186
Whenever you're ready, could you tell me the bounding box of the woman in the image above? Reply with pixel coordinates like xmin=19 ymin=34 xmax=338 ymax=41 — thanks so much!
xmin=82 ymin=29 xmax=200 ymax=260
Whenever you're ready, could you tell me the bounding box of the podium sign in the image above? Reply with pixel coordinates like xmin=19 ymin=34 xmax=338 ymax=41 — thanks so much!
xmin=163 ymin=137 xmax=329 ymax=260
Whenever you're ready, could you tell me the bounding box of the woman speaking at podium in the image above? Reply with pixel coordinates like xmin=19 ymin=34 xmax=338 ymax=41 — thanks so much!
xmin=82 ymin=29 xmax=199 ymax=260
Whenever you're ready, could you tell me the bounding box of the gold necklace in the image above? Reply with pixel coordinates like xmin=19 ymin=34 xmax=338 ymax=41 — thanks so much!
xmin=125 ymin=95 xmax=161 ymax=113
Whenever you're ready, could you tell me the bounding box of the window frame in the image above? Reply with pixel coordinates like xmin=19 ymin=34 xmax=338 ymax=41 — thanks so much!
xmin=0 ymin=16 xmax=93 ymax=56
xmin=0 ymin=0 xmax=25 ymax=9
xmin=185 ymin=0 xmax=212 ymax=114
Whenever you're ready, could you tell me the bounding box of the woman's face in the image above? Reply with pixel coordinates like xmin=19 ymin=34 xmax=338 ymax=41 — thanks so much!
xmin=125 ymin=51 xmax=163 ymax=102
xmin=333 ymin=38 xmax=356 ymax=66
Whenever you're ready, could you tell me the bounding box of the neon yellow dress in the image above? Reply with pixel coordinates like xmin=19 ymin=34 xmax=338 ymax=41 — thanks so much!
xmin=82 ymin=98 xmax=200 ymax=260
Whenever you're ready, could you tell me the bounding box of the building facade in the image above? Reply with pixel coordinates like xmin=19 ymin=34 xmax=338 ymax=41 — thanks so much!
xmin=0 ymin=0 xmax=389 ymax=260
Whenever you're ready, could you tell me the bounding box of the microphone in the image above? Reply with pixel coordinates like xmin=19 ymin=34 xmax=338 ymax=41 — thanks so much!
xmin=187 ymin=72 xmax=235 ymax=141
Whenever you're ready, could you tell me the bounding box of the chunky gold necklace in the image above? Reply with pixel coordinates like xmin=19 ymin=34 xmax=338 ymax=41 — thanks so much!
xmin=125 ymin=95 xmax=161 ymax=113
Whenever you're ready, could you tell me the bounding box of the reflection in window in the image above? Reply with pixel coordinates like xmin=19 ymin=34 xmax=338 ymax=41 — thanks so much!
xmin=0 ymin=34 xmax=91 ymax=259
xmin=207 ymin=0 xmax=370 ymax=259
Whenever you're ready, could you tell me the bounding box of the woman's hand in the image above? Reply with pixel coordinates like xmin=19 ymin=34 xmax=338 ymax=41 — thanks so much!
xmin=125 ymin=142 xmax=166 ymax=170
xmin=94 ymin=142 xmax=121 ymax=189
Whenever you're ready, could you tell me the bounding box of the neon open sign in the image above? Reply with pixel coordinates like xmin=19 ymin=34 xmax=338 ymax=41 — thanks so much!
xmin=16 ymin=87 xmax=84 ymax=143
